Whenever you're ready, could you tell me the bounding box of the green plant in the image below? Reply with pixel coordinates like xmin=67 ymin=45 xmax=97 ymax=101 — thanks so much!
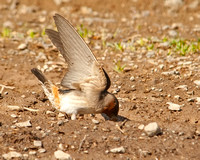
xmin=114 ymin=61 xmax=126 ymax=73
xmin=114 ymin=42 xmax=124 ymax=51
xmin=77 ymin=24 xmax=93 ymax=39
xmin=41 ymin=28 xmax=46 ymax=36
xmin=1 ymin=28 xmax=11 ymax=38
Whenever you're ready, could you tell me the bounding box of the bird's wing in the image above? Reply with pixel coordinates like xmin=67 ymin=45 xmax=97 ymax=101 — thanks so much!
xmin=45 ymin=14 xmax=110 ymax=92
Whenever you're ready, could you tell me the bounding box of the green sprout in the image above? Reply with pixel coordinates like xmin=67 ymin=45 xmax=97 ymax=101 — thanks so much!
xmin=27 ymin=29 xmax=36 ymax=39
xmin=1 ymin=28 xmax=11 ymax=38
xmin=41 ymin=28 xmax=46 ymax=36
xmin=77 ymin=24 xmax=93 ymax=39
xmin=114 ymin=42 xmax=124 ymax=51
xmin=114 ymin=61 xmax=126 ymax=73
xmin=147 ymin=44 xmax=154 ymax=51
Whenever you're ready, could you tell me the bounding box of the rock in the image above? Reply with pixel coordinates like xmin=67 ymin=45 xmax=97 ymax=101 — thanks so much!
xmin=3 ymin=21 xmax=14 ymax=29
xmin=18 ymin=43 xmax=27 ymax=50
xmin=58 ymin=113 xmax=65 ymax=118
xmin=138 ymin=124 xmax=144 ymax=130
xmin=146 ymin=51 xmax=155 ymax=58
xmin=10 ymin=114 xmax=17 ymax=118
xmin=7 ymin=105 xmax=20 ymax=111
xmin=168 ymin=30 xmax=178 ymax=37
xmin=80 ymin=6 xmax=93 ymax=14
xmin=16 ymin=120 xmax=32 ymax=127
xmin=34 ymin=140 xmax=42 ymax=147
xmin=196 ymin=97 xmax=200 ymax=104
xmin=159 ymin=42 xmax=170 ymax=48
xmin=144 ymin=122 xmax=162 ymax=137
xmin=38 ymin=148 xmax=46 ymax=153
xmin=29 ymin=151 xmax=37 ymax=155
xmin=189 ymin=0 xmax=199 ymax=9
xmin=92 ymin=119 xmax=100 ymax=124
xmin=164 ymin=0 xmax=183 ymax=11
xmin=2 ymin=151 xmax=22 ymax=159
xmin=194 ymin=80 xmax=200 ymax=86
xmin=54 ymin=150 xmax=72 ymax=160
xmin=130 ymin=76 xmax=135 ymax=81
xmin=110 ymin=146 xmax=126 ymax=153
xmin=175 ymin=85 xmax=188 ymax=91
xmin=167 ymin=102 xmax=183 ymax=111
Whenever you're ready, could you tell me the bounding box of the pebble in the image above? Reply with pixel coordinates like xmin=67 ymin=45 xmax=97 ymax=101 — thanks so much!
xmin=17 ymin=43 xmax=27 ymax=50
xmin=54 ymin=150 xmax=72 ymax=160
xmin=15 ymin=120 xmax=32 ymax=127
xmin=34 ymin=140 xmax=42 ymax=147
xmin=58 ymin=113 xmax=65 ymax=118
xmin=159 ymin=42 xmax=170 ymax=48
xmin=11 ymin=114 xmax=17 ymax=118
xmin=7 ymin=105 xmax=20 ymax=111
xmin=196 ymin=97 xmax=200 ymax=104
xmin=130 ymin=76 xmax=135 ymax=81
xmin=3 ymin=151 xmax=22 ymax=159
xmin=3 ymin=21 xmax=14 ymax=28
xmin=168 ymin=30 xmax=178 ymax=37
xmin=38 ymin=148 xmax=46 ymax=153
xmin=36 ymin=126 xmax=42 ymax=130
xmin=92 ymin=119 xmax=100 ymax=124
xmin=110 ymin=146 xmax=126 ymax=153
xmin=189 ymin=0 xmax=199 ymax=9
xmin=146 ymin=51 xmax=155 ymax=58
xmin=29 ymin=150 xmax=37 ymax=155
xmin=194 ymin=80 xmax=200 ymax=86
xmin=144 ymin=122 xmax=162 ymax=137
xmin=138 ymin=124 xmax=145 ymax=130
xmin=175 ymin=85 xmax=188 ymax=91
xmin=167 ymin=102 xmax=182 ymax=111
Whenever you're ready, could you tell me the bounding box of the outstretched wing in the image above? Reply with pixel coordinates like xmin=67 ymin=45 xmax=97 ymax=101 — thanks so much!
xmin=45 ymin=14 xmax=110 ymax=92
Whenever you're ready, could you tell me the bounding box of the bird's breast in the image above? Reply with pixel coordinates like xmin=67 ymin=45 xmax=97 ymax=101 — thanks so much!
xmin=59 ymin=92 xmax=97 ymax=114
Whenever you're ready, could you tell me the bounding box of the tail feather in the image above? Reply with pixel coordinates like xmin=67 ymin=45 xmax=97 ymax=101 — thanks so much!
xmin=31 ymin=68 xmax=47 ymax=84
xmin=31 ymin=68 xmax=60 ymax=109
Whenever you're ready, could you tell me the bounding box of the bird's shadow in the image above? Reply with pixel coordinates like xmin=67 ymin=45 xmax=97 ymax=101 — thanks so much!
xmin=101 ymin=113 xmax=129 ymax=122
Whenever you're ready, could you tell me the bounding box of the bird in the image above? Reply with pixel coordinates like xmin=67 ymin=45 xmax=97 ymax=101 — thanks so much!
xmin=31 ymin=14 xmax=119 ymax=121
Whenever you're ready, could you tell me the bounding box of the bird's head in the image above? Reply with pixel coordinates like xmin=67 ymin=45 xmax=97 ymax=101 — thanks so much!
xmin=101 ymin=93 xmax=119 ymax=121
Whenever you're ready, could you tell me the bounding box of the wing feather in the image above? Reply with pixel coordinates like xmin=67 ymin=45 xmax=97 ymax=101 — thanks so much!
xmin=46 ymin=14 xmax=111 ymax=94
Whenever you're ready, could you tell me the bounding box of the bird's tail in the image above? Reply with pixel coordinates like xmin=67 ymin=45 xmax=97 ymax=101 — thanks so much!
xmin=31 ymin=68 xmax=61 ymax=109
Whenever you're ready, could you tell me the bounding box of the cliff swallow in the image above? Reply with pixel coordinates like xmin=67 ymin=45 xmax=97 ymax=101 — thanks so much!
xmin=31 ymin=14 xmax=119 ymax=120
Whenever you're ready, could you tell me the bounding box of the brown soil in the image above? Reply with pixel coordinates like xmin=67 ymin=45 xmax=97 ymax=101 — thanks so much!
xmin=1 ymin=0 xmax=200 ymax=159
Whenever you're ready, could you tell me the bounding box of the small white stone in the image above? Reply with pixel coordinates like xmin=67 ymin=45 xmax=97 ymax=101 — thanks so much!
xmin=34 ymin=140 xmax=42 ymax=147
xmin=38 ymin=148 xmax=46 ymax=153
xmin=92 ymin=119 xmax=100 ymax=124
xmin=16 ymin=120 xmax=32 ymax=127
xmin=167 ymin=102 xmax=183 ymax=111
xmin=110 ymin=146 xmax=125 ymax=153
xmin=58 ymin=113 xmax=65 ymax=118
xmin=196 ymin=97 xmax=200 ymax=104
xmin=138 ymin=124 xmax=144 ymax=130
xmin=18 ymin=43 xmax=27 ymax=50
xmin=29 ymin=151 xmax=37 ymax=155
xmin=175 ymin=85 xmax=188 ymax=91
xmin=59 ymin=143 xmax=64 ymax=150
xmin=36 ymin=126 xmax=41 ymax=130
xmin=144 ymin=122 xmax=161 ymax=137
xmin=11 ymin=114 xmax=17 ymax=118
xmin=54 ymin=150 xmax=72 ymax=160
xmin=3 ymin=151 xmax=22 ymax=159
xmin=130 ymin=76 xmax=135 ymax=81
xmin=194 ymin=80 xmax=200 ymax=86
xmin=7 ymin=105 xmax=20 ymax=111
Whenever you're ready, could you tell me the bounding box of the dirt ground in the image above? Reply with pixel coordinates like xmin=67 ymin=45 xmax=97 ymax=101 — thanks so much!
xmin=1 ymin=0 xmax=200 ymax=159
